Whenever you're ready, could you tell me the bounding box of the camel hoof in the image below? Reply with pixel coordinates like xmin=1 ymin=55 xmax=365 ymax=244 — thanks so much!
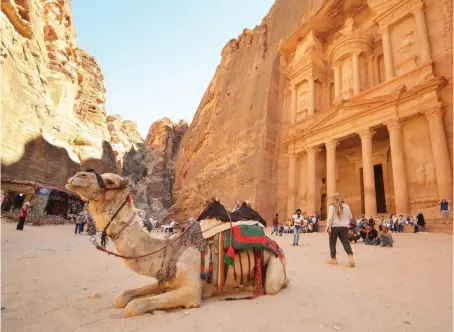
xmin=125 ymin=299 xmax=149 ymax=318
xmin=115 ymin=293 xmax=133 ymax=308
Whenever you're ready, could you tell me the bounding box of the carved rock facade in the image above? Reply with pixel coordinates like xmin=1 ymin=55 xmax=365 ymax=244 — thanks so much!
xmin=172 ymin=0 xmax=452 ymax=233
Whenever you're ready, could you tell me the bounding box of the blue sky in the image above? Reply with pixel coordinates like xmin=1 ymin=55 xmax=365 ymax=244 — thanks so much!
xmin=72 ymin=1 xmax=274 ymax=138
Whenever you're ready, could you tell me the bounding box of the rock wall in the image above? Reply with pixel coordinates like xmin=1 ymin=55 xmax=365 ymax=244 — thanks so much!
xmin=106 ymin=114 xmax=143 ymax=173
xmin=0 ymin=0 xmax=117 ymax=188
xmin=171 ymin=0 xmax=323 ymax=221
xmin=123 ymin=118 xmax=188 ymax=221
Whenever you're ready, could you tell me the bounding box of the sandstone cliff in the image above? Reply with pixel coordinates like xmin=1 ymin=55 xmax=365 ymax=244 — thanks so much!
xmin=106 ymin=114 xmax=143 ymax=173
xmin=171 ymin=0 xmax=323 ymax=221
xmin=123 ymin=118 xmax=188 ymax=221
xmin=1 ymin=0 xmax=115 ymax=188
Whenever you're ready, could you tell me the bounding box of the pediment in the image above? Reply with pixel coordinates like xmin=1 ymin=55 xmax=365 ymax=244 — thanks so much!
xmin=304 ymin=95 xmax=392 ymax=135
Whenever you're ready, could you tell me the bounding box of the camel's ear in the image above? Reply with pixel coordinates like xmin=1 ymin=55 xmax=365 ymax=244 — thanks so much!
xmin=119 ymin=178 xmax=130 ymax=188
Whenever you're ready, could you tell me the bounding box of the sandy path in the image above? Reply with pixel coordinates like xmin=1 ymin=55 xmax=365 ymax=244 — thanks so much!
xmin=2 ymin=222 xmax=452 ymax=332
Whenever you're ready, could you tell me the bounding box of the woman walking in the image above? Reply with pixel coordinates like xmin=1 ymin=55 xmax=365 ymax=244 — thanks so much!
xmin=16 ymin=202 xmax=31 ymax=231
xmin=326 ymin=193 xmax=355 ymax=267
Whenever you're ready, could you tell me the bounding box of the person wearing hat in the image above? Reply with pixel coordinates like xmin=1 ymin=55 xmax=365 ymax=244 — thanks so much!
xmin=16 ymin=202 xmax=31 ymax=231
xmin=292 ymin=209 xmax=304 ymax=246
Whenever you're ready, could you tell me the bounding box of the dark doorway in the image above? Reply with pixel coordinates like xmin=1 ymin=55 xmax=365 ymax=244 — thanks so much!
xmin=320 ymin=193 xmax=327 ymax=220
xmin=14 ymin=193 xmax=25 ymax=209
xmin=360 ymin=168 xmax=365 ymax=215
xmin=360 ymin=164 xmax=387 ymax=215
xmin=374 ymin=164 xmax=387 ymax=213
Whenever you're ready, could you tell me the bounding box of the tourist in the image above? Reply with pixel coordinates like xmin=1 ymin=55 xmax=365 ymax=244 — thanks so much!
xmin=278 ymin=225 xmax=284 ymax=236
xmin=75 ymin=212 xmax=85 ymax=235
xmin=401 ymin=215 xmax=407 ymax=232
xmin=231 ymin=201 xmax=240 ymax=213
xmin=326 ymin=193 xmax=355 ymax=267
xmin=271 ymin=213 xmax=279 ymax=236
xmin=168 ymin=219 xmax=176 ymax=235
xmin=348 ymin=220 xmax=361 ymax=243
xmin=312 ymin=214 xmax=319 ymax=232
xmin=16 ymin=202 xmax=31 ymax=231
xmin=368 ymin=216 xmax=375 ymax=228
xmin=292 ymin=209 xmax=303 ymax=246
xmin=439 ymin=199 xmax=450 ymax=224
xmin=392 ymin=215 xmax=399 ymax=232
xmin=415 ymin=211 xmax=425 ymax=233
xmin=378 ymin=216 xmax=385 ymax=231
xmin=378 ymin=225 xmax=394 ymax=247
xmin=364 ymin=224 xmax=379 ymax=245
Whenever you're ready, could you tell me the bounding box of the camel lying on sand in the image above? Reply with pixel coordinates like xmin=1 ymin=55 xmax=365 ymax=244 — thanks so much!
xmin=66 ymin=171 xmax=289 ymax=317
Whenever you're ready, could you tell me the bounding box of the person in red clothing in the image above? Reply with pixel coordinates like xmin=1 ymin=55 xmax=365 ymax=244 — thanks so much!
xmin=271 ymin=213 xmax=279 ymax=236
xmin=16 ymin=202 xmax=31 ymax=231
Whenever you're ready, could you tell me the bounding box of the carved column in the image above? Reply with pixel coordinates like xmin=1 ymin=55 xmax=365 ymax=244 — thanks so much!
xmin=373 ymin=55 xmax=380 ymax=85
xmin=352 ymin=51 xmax=361 ymax=95
xmin=287 ymin=153 xmax=297 ymax=217
xmin=387 ymin=120 xmax=410 ymax=214
xmin=413 ymin=6 xmax=432 ymax=63
xmin=306 ymin=147 xmax=320 ymax=215
xmin=334 ymin=63 xmax=341 ymax=99
xmin=367 ymin=55 xmax=375 ymax=89
xmin=425 ymin=104 xmax=453 ymax=201
xmin=325 ymin=139 xmax=339 ymax=200
xmin=381 ymin=26 xmax=395 ymax=81
xmin=308 ymin=77 xmax=315 ymax=116
xmin=290 ymin=85 xmax=297 ymax=123
xmin=359 ymin=128 xmax=377 ymax=217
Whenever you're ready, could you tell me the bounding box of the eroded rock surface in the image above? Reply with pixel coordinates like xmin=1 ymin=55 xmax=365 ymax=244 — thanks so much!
xmin=123 ymin=118 xmax=188 ymax=221
xmin=1 ymin=0 xmax=116 ymax=187
xmin=170 ymin=0 xmax=319 ymax=221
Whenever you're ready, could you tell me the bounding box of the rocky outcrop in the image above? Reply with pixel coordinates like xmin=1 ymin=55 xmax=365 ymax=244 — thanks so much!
xmin=1 ymin=0 xmax=116 ymax=188
xmin=123 ymin=118 xmax=188 ymax=221
xmin=106 ymin=115 xmax=143 ymax=172
xmin=170 ymin=0 xmax=322 ymax=221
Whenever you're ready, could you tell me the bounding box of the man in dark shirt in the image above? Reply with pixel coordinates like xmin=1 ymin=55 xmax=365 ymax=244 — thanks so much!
xmin=271 ymin=213 xmax=279 ymax=236
xmin=439 ymin=199 xmax=450 ymax=224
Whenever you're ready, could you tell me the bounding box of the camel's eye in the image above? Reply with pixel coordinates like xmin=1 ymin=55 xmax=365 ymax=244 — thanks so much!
xmin=106 ymin=180 xmax=114 ymax=185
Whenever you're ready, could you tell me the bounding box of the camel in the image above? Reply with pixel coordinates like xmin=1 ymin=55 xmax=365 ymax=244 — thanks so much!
xmin=65 ymin=170 xmax=289 ymax=317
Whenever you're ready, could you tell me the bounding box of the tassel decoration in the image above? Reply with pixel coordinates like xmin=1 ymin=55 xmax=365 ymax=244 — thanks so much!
xmin=127 ymin=194 xmax=133 ymax=205
xmin=224 ymin=245 xmax=235 ymax=266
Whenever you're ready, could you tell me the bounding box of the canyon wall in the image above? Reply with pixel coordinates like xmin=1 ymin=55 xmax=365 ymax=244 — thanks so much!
xmin=123 ymin=118 xmax=188 ymax=221
xmin=171 ymin=0 xmax=324 ymax=221
xmin=1 ymin=0 xmax=116 ymax=188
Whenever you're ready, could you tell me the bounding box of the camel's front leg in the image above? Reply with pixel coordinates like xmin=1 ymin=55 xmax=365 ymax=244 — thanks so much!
xmin=115 ymin=279 xmax=160 ymax=308
xmin=125 ymin=286 xmax=201 ymax=317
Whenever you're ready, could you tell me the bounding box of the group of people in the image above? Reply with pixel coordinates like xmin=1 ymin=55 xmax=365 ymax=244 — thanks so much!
xmin=270 ymin=212 xmax=320 ymax=239
xmin=72 ymin=211 xmax=93 ymax=235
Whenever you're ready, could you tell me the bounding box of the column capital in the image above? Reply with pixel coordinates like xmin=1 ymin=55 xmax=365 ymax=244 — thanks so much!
xmin=386 ymin=119 xmax=402 ymax=132
xmin=379 ymin=24 xmax=390 ymax=33
xmin=358 ymin=128 xmax=376 ymax=140
xmin=351 ymin=49 xmax=362 ymax=57
xmin=306 ymin=146 xmax=322 ymax=156
xmin=325 ymin=138 xmax=339 ymax=149
xmin=287 ymin=152 xmax=297 ymax=160
xmin=410 ymin=3 xmax=425 ymax=15
xmin=425 ymin=102 xmax=444 ymax=120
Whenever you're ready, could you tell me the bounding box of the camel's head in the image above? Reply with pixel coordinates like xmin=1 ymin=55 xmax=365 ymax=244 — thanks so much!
xmin=66 ymin=170 xmax=130 ymax=202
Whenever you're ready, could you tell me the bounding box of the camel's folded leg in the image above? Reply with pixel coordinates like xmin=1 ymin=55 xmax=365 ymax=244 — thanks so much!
xmin=264 ymin=256 xmax=289 ymax=295
xmin=124 ymin=286 xmax=201 ymax=317
xmin=115 ymin=279 xmax=160 ymax=308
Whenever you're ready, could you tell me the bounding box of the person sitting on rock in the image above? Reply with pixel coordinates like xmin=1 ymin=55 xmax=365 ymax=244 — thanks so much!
xmin=378 ymin=225 xmax=394 ymax=247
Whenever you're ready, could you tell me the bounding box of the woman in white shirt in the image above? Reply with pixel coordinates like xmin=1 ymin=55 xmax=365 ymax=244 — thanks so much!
xmin=292 ymin=209 xmax=303 ymax=245
xmin=326 ymin=193 xmax=355 ymax=267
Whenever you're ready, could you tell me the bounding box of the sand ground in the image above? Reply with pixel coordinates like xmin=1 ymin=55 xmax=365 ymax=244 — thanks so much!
xmin=1 ymin=222 xmax=452 ymax=332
